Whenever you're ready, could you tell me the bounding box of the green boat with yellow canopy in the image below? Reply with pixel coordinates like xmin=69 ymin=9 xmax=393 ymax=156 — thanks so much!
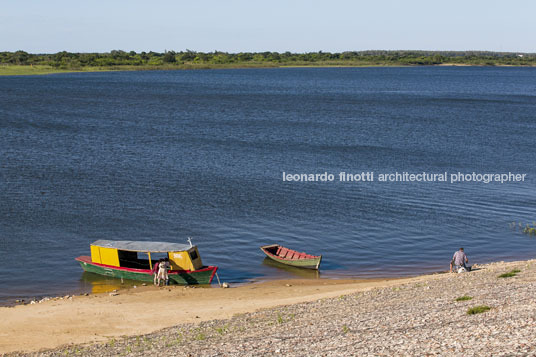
xmin=76 ymin=239 xmax=218 ymax=285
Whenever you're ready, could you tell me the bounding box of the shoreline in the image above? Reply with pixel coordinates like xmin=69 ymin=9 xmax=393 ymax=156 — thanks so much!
xmin=0 ymin=277 xmax=403 ymax=354
xmin=1 ymin=63 xmax=536 ymax=76
xmin=2 ymin=258 xmax=535 ymax=355
xmin=1 ymin=252 xmax=529 ymax=308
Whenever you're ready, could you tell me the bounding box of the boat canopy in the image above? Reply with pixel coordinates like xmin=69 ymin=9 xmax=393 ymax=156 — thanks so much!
xmin=91 ymin=240 xmax=193 ymax=253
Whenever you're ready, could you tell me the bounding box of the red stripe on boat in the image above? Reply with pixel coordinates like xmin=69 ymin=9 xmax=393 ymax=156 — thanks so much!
xmin=75 ymin=256 xmax=217 ymax=275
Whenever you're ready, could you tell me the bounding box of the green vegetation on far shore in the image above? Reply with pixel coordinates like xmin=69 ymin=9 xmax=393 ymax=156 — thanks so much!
xmin=1 ymin=50 xmax=536 ymax=76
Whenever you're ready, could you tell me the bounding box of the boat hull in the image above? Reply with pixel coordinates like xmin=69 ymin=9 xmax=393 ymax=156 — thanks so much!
xmin=264 ymin=254 xmax=321 ymax=269
xmin=76 ymin=256 xmax=217 ymax=285
xmin=260 ymin=245 xmax=322 ymax=270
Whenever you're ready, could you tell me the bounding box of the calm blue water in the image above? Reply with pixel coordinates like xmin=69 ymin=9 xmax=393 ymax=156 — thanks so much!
xmin=1 ymin=67 xmax=536 ymax=303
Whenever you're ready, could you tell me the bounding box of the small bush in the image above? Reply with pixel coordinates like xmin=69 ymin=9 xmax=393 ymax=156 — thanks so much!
xmin=498 ymin=269 xmax=521 ymax=278
xmin=467 ymin=305 xmax=491 ymax=315
xmin=455 ymin=295 xmax=473 ymax=301
xmin=215 ymin=325 xmax=228 ymax=335
xmin=195 ymin=333 xmax=206 ymax=341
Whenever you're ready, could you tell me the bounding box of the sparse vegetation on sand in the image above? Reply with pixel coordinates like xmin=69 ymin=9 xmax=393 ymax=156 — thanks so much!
xmin=498 ymin=269 xmax=521 ymax=278
xmin=467 ymin=305 xmax=491 ymax=315
xmin=455 ymin=295 xmax=473 ymax=301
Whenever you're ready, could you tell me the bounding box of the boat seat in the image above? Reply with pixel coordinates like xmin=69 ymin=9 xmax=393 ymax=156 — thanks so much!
xmin=276 ymin=246 xmax=282 ymax=255
xmin=279 ymin=248 xmax=289 ymax=258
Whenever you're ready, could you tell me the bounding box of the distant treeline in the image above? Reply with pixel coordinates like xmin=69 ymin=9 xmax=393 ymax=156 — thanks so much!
xmin=2 ymin=50 xmax=536 ymax=68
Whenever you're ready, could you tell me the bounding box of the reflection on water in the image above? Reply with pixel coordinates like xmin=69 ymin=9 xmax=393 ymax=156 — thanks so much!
xmin=262 ymin=258 xmax=320 ymax=279
xmin=80 ymin=272 xmax=140 ymax=294
xmin=79 ymin=272 xmax=217 ymax=293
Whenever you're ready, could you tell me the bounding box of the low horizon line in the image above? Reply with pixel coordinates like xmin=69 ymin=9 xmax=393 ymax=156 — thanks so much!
xmin=3 ymin=49 xmax=536 ymax=55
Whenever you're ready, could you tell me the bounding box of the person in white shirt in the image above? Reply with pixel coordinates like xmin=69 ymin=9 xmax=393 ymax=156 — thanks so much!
xmin=450 ymin=247 xmax=469 ymax=273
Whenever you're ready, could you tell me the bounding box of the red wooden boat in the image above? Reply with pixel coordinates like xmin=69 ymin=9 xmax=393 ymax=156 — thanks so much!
xmin=260 ymin=244 xmax=322 ymax=270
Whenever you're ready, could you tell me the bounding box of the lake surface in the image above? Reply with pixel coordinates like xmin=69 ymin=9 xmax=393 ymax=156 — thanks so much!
xmin=1 ymin=67 xmax=536 ymax=304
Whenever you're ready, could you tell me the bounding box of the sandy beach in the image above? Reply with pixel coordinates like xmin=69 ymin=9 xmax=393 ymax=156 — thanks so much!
xmin=2 ymin=259 xmax=536 ymax=356
xmin=0 ymin=277 xmax=401 ymax=354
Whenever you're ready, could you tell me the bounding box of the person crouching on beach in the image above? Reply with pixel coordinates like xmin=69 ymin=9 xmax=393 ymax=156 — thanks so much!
xmin=450 ymin=247 xmax=469 ymax=273
xmin=157 ymin=258 xmax=169 ymax=286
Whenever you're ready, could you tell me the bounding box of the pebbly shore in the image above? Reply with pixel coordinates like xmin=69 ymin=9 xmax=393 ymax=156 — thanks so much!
xmin=12 ymin=259 xmax=536 ymax=356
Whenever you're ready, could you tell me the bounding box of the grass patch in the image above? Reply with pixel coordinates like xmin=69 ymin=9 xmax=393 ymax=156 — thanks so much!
xmin=467 ymin=305 xmax=491 ymax=315
xmin=215 ymin=325 xmax=228 ymax=335
xmin=342 ymin=325 xmax=349 ymax=334
xmin=277 ymin=314 xmax=284 ymax=324
xmin=0 ymin=63 xmax=281 ymax=76
xmin=194 ymin=332 xmax=206 ymax=341
xmin=498 ymin=269 xmax=521 ymax=278
xmin=0 ymin=65 xmax=112 ymax=76
xmin=455 ymin=295 xmax=473 ymax=301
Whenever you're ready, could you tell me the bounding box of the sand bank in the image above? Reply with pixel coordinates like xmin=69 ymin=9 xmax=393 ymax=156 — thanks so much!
xmin=3 ymin=259 xmax=536 ymax=355
xmin=0 ymin=277 xmax=405 ymax=354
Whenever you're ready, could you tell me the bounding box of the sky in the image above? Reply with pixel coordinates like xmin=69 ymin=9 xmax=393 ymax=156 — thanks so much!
xmin=1 ymin=0 xmax=535 ymax=53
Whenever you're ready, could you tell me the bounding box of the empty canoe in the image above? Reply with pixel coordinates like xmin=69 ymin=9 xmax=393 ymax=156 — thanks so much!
xmin=260 ymin=244 xmax=321 ymax=270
